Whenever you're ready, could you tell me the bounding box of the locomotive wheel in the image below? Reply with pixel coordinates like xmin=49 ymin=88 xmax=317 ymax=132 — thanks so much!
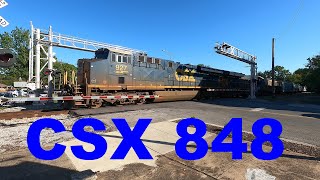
xmin=90 ymin=100 xmax=103 ymax=109
xmin=135 ymin=98 xmax=146 ymax=105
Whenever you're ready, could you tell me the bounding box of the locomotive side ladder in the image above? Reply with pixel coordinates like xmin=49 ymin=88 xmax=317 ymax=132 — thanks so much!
xmin=214 ymin=42 xmax=257 ymax=99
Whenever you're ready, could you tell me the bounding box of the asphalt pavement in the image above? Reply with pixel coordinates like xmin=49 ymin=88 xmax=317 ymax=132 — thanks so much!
xmin=73 ymin=98 xmax=320 ymax=146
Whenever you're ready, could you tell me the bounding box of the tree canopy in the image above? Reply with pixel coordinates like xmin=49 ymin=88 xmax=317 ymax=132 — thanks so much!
xmin=0 ymin=27 xmax=77 ymax=86
xmin=258 ymin=55 xmax=320 ymax=93
xmin=258 ymin=65 xmax=291 ymax=81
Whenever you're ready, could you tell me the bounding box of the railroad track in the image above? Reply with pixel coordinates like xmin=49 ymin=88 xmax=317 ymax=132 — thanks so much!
xmin=0 ymin=110 xmax=70 ymax=120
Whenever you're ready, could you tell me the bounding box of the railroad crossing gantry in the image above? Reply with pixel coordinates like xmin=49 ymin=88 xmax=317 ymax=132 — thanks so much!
xmin=214 ymin=42 xmax=257 ymax=99
xmin=28 ymin=22 xmax=146 ymax=90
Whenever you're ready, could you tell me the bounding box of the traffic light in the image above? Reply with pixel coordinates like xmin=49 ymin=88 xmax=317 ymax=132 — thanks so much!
xmin=0 ymin=48 xmax=16 ymax=68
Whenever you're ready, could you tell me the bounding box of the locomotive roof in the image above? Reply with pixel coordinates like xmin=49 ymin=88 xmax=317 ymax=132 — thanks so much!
xmin=97 ymin=48 xmax=133 ymax=55
xmin=94 ymin=48 xmax=247 ymax=77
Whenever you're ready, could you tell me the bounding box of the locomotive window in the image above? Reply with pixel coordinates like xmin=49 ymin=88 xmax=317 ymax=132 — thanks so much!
xmin=169 ymin=62 xmax=173 ymax=67
xmin=117 ymin=55 xmax=122 ymax=63
xmin=123 ymin=56 xmax=128 ymax=63
xmin=111 ymin=53 xmax=116 ymax=62
xmin=147 ymin=57 xmax=152 ymax=63
xmin=118 ymin=77 xmax=125 ymax=84
xmin=128 ymin=56 xmax=132 ymax=64
xmin=139 ymin=55 xmax=145 ymax=62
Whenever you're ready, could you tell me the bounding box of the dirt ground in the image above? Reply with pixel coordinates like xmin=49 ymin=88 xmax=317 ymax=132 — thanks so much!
xmin=97 ymin=137 xmax=320 ymax=180
xmin=0 ymin=135 xmax=319 ymax=180
xmin=0 ymin=99 xmax=319 ymax=179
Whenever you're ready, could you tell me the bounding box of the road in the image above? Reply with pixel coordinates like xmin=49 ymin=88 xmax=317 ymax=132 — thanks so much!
xmin=73 ymin=99 xmax=320 ymax=146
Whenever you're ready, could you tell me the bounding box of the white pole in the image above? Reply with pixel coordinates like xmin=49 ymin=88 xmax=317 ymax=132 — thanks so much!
xmin=28 ymin=38 xmax=32 ymax=82
xmin=35 ymin=28 xmax=41 ymax=89
xmin=48 ymin=26 xmax=53 ymax=82
xmin=48 ymin=26 xmax=54 ymax=97
xmin=28 ymin=21 xmax=34 ymax=82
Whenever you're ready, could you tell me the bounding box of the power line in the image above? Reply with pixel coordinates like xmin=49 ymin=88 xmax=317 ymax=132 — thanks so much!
xmin=277 ymin=0 xmax=304 ymax=39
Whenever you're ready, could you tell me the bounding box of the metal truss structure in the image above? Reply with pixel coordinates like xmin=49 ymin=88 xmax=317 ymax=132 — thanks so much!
xmin=28 ymin=22 xmax=146 ymax=89
xmin=215 ymin=42 xmax=257 ymax=99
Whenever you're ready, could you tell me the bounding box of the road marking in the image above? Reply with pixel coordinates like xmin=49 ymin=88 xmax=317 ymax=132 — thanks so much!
xmin=250 ymin=108 xmax=265 ymax=112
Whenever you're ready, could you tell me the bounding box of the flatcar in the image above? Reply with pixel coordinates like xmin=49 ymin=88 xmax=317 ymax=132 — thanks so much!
xmin=69 ymin=48 xmax=251 ymax=108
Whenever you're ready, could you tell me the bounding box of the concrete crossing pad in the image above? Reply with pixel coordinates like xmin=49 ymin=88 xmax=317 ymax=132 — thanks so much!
xmin=62 ymin=120 xmax=213 ymax=172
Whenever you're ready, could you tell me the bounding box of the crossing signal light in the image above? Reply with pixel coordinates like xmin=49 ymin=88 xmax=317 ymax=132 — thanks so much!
xmin=44 ymin=68 xmax=61 ymax=77
xmin=0 ymin=48 xmax=16 ymax=68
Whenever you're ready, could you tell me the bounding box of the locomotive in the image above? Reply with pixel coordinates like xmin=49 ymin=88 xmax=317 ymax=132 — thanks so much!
xmin=72 ymin=48 xmax=251 ymax=108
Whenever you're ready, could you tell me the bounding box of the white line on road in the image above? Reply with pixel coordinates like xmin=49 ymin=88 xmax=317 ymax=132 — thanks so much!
xmin=250 ymin=108 xmax=265 ymax=112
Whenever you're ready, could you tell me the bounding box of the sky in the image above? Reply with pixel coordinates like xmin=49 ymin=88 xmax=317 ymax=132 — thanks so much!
xmin=0 ymin=0 xmax=319 ymax=75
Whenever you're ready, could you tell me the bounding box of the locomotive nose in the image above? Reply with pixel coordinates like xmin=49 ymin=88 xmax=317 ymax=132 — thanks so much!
xmin=0 ymin=49 xmax=16 ymax=68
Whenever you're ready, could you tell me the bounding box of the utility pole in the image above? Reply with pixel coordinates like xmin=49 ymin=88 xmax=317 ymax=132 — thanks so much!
xmin=272 ymin=38 xmax=275 ymax=97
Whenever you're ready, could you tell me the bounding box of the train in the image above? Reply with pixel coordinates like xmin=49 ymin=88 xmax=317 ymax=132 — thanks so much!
xmin=256 ymin=76 xmax=306 ymax=95
xmin=61 ymin=48 xmax=304 ymax=108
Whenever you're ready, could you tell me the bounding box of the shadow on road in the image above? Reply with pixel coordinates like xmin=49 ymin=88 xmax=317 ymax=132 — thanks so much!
xmin=198 ymin=98 xmax=320 ymax=115
xmin=301 ymin=114 xmax=320 ymax=119
xmin=0 ymin=161 xmax=78 ymax=180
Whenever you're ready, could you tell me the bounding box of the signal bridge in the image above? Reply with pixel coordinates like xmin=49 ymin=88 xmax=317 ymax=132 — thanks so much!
xmin=215 ymin=42 xmax=257 ymax=99
xmin=215 ymin=42 xmax=256 ymax=65
xmin=28 ymin=22 xmax=146 ymax=89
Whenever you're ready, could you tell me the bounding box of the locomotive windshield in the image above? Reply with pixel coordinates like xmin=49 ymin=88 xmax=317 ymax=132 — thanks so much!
xmin=95 ymin=48 xmax=110 ymax=59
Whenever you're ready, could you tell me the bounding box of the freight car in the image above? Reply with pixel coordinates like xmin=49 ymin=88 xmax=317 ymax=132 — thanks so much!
xmin=256 ymin=76 xmax=305 ymax=95
xmin=68 ymin=48 xmax=251 ymax=108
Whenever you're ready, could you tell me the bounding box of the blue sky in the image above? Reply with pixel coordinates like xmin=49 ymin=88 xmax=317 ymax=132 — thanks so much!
xmin=1 ymin=0 xmax=319 ymax=75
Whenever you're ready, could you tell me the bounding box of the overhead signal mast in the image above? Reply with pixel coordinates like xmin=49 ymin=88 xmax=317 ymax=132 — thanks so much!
xmin=214 ymin=42 xmax=257 ymax=99
xmin=28 ymin=22 xmax=146 ymax=91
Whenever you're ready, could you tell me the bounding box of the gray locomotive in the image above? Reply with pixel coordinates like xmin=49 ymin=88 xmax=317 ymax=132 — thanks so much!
xmin=74 ymin=48 xmax=250 ymax=108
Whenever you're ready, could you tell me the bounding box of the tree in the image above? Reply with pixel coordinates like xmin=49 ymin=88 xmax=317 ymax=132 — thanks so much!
xmin=0 ymin=27 xmax=77 ymax=86
xmin=257 ymin=70 xmax=271 ymax=78
xmin=285 ymin=68 xmax=308 ymax=85
xmin=0 ymin=27 xmax=29 ymax=83
xmin=304 ymin=55 xmax=320 ymax=92
xmin=274 ymin=66 xmax=291 ymax=81
xmin=257 ymin=66 xmax=291 ymax=81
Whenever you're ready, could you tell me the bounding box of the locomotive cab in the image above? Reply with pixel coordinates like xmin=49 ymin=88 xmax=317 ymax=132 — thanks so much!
xmin=78 ymin=48 xmax=133 ymax=91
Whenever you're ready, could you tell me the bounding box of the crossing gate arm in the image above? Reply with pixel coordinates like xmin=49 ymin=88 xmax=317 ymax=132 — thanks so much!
xmin=3 ymin=95 xmax=160 ymax=102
